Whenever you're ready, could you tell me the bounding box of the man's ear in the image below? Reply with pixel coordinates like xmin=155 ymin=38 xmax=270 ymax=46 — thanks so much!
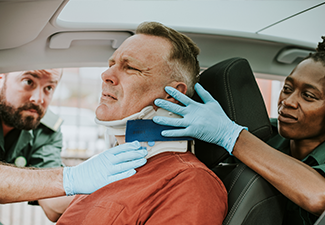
xmin=165 ymin=82 xmax=187 ymax=104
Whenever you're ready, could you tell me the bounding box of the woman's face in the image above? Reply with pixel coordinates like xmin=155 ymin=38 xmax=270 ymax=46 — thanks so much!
xmin=278 ymin=58 xmax=325 ymax=142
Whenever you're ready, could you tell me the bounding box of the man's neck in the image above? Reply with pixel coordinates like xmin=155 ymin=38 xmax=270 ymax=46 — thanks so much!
xmin=115 ymin=136 xmax=125 ymax=145
xmin=1 ymin=121 xmax=14 ymax=137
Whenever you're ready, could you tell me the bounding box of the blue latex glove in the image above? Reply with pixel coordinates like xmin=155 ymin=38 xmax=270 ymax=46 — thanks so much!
xmin=153 ymin=83 xmax=247 ymax=154
xmin=63 ymin=141 xmax=147 ymax=195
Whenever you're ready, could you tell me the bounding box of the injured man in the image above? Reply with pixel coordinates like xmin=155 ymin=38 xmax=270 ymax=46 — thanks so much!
xmin=47 ymin=21 xmax=227 ymax=224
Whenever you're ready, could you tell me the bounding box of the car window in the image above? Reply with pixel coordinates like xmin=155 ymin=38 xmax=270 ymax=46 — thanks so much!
xmin=256 ymin=76 xmax=285 ymax=118
xmin=50 ymin=67 xmax=109 ymax=165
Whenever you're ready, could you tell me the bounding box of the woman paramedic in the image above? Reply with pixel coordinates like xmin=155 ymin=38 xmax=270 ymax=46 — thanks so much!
xmin=153 ymin=37 xmax=325 ymax=225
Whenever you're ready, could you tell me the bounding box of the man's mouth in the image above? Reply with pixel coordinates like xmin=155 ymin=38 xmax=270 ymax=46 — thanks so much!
xmin=19 ymin=103 xmax=44 ymax=117
xmin=102 ymin=92 xmax=117 ymax=100
xmin=23 ymin=109 xmax=40 ymax=116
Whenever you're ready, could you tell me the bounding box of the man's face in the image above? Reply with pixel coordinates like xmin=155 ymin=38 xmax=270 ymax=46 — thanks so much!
xmin=277 ymin=59 xmax=325 ymax=141
xmin=96 ymin=34 xmax=176 ymax=121
xmin=0 ymin=69 xmax=61 ymax=130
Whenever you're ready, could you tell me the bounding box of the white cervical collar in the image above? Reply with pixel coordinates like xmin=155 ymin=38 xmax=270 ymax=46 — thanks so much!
xmin=95 ymin=106 xmax=193 ymax=159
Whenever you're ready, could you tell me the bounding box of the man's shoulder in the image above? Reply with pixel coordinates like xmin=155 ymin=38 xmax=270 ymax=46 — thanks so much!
xmin=159 ymin=151 xmax=224 ymax=184
xmin=30 ymin=110 xmax=63 ymax=144
xmin=164 ymin=152 xmax=228 ymax=200
xmin=40 ymin=109 xmax=63 ymax=132
xmin=175 ymin=151 xmax=211 ymax=169
xmin=151 ymin=151 xmax=207 ymax=170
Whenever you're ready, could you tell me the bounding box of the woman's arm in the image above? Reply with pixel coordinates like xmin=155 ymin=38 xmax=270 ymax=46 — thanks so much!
xmin=233 ymin=130 xmax=325 ymax=216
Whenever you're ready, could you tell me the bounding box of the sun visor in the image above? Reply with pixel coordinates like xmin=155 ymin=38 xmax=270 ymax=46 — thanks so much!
xmin=0 ymin=0 xmax=63 ymax=50
xmin=49 ymin=32 xmax=131 ymax=50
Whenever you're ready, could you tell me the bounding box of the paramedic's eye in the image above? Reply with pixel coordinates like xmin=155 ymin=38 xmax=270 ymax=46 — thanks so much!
xmin=45 ymin=86 xmax=53 ymax=92
xmin=23 ymin=79 xmax=33 ymax=86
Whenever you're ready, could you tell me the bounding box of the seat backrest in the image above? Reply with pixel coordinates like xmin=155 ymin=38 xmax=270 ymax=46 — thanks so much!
xmin=193 ymin=57 xmax=286 ymax=224
xmin=193 ymin=57 xmax=272 ymax=168
xmin=215 ymin=163 xmax=287 ymax=225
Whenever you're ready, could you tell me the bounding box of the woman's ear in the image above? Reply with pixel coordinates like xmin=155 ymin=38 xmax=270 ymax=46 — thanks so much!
xmin=165 ymin=82 xmax=187 ymax=104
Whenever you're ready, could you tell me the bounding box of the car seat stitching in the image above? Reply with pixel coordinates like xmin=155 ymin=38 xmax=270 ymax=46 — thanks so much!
xmin=227 ymin=164 xmax=245 ymax=193
xmin=223 ymin=173 xmax=260 ymax=225
xmin=224 ymin=58 xmax=245 ymax=121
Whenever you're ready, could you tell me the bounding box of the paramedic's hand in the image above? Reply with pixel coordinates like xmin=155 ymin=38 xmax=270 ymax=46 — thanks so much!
xmin=153 ymin=83 xmax=247 ymax=154
xmin=63 ymin=141 xmax=147 ymax=195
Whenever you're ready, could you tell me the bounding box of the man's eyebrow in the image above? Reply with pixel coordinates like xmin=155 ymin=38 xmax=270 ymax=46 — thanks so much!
xmin=109 ymin=56 xmax=145 ymax=69
xmin=23 ymin=72 xmax=40 ymax=79
xmin=48 ymin=80 xmax=59 ymax=84
xmin=23 ymin=72 xmax=59 ymax=84
xmin=121 ymin=56 xmax=145 ymax=68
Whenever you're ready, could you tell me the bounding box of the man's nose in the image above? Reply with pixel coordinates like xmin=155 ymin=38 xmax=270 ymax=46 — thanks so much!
xmin=29 ymin=87 xmax=44 ymax=104
xmin=101 ymin=67 xmax=118 ymax=85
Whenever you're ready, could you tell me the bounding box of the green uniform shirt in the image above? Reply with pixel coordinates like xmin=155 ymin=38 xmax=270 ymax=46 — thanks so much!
xmin=267 ymin=118 xmax=325 ymax=225
xmin=0 ymin=110 xmax=63 ymax=168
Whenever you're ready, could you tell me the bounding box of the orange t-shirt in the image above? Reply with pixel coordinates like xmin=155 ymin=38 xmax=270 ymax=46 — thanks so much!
xmin=57 ymin=151 xmax=227 ymax=225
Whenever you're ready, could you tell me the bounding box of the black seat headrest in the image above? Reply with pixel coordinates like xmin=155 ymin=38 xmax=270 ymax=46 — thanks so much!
xmin=193 ymin=57 xmax=272 ymax=168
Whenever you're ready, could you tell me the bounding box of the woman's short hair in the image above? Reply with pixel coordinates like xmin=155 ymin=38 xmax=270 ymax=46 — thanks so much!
xmin=306 ymin=36 xmax=325 ymax=66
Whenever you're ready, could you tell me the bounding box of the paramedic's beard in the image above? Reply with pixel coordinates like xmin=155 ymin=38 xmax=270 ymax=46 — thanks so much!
xmin=0 ymin=98 xmax=44 ymax=130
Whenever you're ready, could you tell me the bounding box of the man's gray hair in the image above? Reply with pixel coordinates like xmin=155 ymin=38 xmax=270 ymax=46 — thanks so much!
xmin=136 ymin=21 xmax=200 ymax=97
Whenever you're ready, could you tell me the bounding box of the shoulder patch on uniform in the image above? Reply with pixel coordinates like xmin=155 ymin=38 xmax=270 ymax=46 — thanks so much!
xmin=40 ymin=109 xmax=63 ymax=132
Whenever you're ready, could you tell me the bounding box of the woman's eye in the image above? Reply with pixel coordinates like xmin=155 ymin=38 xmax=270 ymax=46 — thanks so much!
xmin=303 ymin=92 xmax=315 ymax=100
xmin=282 ymin=85 xmax=292 ymax=93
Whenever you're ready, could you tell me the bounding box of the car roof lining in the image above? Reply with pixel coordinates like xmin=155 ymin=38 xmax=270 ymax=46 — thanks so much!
xmin=0 ymin=0 xmax=64 ymax=50
xmin=0 ymin=0 xmax=322 ymax=76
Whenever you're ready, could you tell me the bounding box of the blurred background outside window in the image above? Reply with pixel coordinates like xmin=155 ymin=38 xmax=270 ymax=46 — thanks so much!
xmin=50 ymin=67 xmax=109 ymax=166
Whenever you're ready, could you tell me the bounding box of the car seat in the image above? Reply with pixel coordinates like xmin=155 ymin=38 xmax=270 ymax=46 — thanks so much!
xmin=192 ymin=57 xmax=287 ymax=225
